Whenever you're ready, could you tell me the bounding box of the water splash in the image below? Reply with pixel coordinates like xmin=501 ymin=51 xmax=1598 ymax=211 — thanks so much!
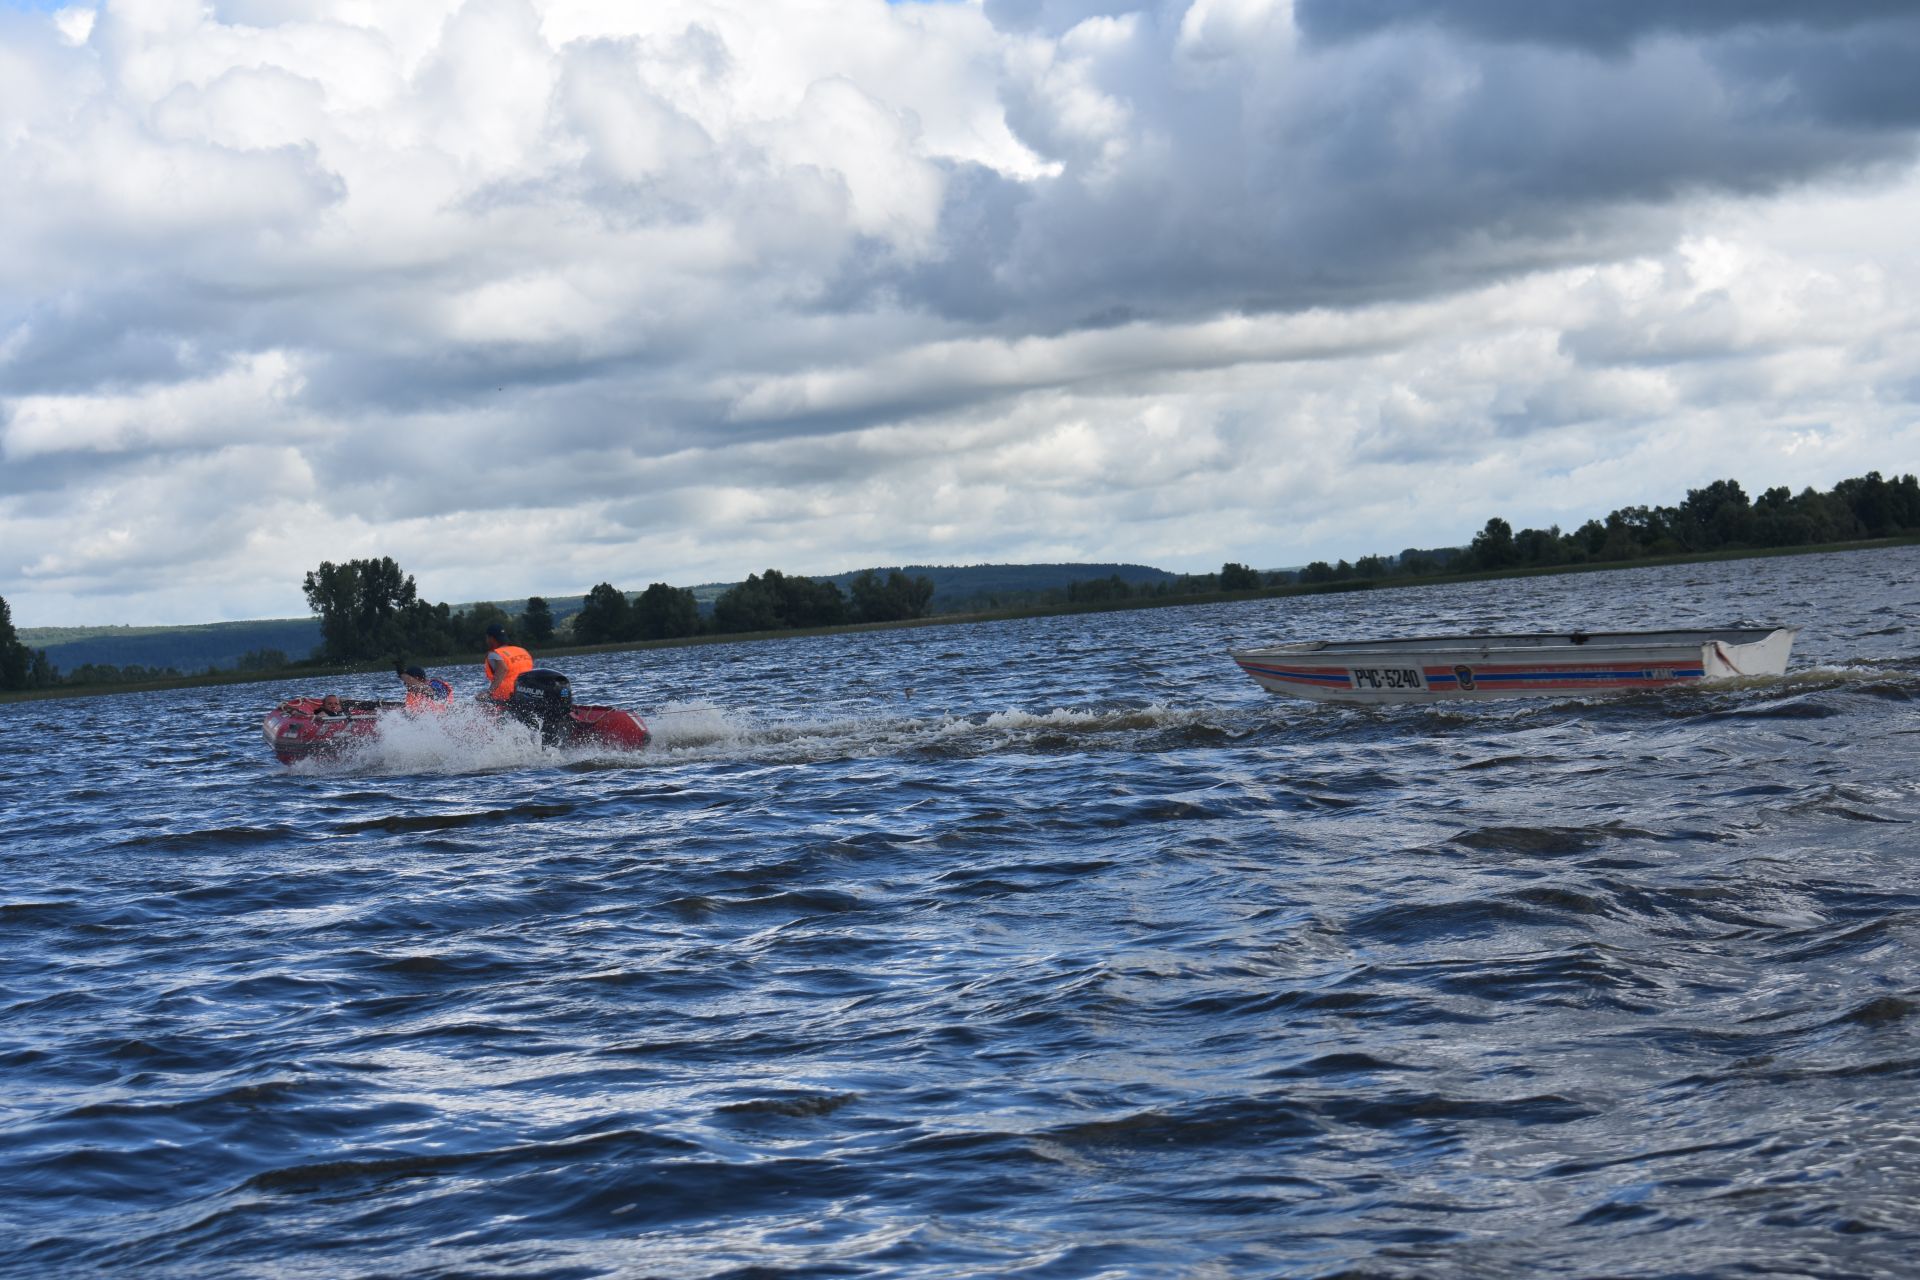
xmin=287 ymin=698 xmax=1236 ymax=777
xmin=288 ymin=700 xmax=567 ymax=776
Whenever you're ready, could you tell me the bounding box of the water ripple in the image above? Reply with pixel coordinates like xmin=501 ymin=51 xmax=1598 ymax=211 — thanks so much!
xmin=3 ymin=548 xmax=1919 ymax=1277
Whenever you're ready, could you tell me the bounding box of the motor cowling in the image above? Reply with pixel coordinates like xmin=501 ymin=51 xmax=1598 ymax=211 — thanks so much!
xmin=508 ymin=668 xmax=575 ymax=744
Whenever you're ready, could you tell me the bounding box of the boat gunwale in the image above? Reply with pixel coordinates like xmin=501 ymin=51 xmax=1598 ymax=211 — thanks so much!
xmin=1229 ymin=625 xmax=1795 ymax=661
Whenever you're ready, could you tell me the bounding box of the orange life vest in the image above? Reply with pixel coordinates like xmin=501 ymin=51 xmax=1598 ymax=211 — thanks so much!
xmin=405 ymin=678 xmax=453 ymax=711
xmin=485 ymin=644 xmax=534 ymax=699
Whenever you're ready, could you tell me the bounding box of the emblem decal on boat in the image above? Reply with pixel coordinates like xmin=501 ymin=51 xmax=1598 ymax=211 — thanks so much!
xmin=1454 ymin=664 xmax=1475 ymax=691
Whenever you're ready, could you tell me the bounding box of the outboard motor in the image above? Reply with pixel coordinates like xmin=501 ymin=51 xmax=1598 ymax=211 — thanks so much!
xmin=507 ymin=668 xmax=575 ymax=746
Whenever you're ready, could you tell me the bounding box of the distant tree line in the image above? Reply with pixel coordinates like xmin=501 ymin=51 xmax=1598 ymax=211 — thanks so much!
xmin=295 ymin=559 xmax=939 ymax=663
xmin=1 ymin=599 xmax=192 ymax=690
xmin=4 ymin=471 xmax=1913 ymax=693
xmin=571 ymin=581 xmax=701 ymax=644
xmin=572 ymin=568 xmax=935 ymax=644
xmin=955 ymin=563 xmax=1266 ymax=611
xmin=301 ymin=557 xmax=561 ymax=663
xmin=1270 ymin=471 xmax=1920 ymax=588
xmin=0 ymin=596 xmax=54 ymax=690
xmin=949 ymin=471 xmax=1920 ymax=609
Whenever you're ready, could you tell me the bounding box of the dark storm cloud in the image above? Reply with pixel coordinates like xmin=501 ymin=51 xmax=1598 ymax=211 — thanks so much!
xmin=849 ymin=6 xmax=1920 ymax=331
xmin=297 ymin=346 xmax=667 ymax=417
xmin=1720 ymin=24 xmax=1920 ymax=130
xmin=0 ymin=449 xmax=143 ymax=502
xmin=1293 ymin=0 xmax=1918 ymax=55
xmin=1297 ymin=2 xmax=1920 ymax=132
xmin=0 ymin=298 xmax=216 ymax=396
xmin=0 ymin=268 xmax=321 ymax=400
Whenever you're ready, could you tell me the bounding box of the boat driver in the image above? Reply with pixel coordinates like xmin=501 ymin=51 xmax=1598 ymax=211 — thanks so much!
xmin=481 ymin=623 xmax=534 ymax=701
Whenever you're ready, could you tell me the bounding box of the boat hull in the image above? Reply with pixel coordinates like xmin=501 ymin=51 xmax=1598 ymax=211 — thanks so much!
xmin=263 ymin=697 xmax=651 ymax=764
xmin=1230 ymin=627 xmax=1797 ymax=704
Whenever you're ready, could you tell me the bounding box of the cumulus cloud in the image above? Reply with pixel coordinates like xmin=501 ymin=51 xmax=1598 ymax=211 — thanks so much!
xmin=1 ymin=0 xmax=1918 ymax=624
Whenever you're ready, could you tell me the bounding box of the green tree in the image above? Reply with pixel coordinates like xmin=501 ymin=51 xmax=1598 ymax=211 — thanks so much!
xmin=785 ymin=575 xmax=848 ymax=628
xmin=1300 ymin=561 xmax=1336 ymax=584
xmin=1890 ymin=473 xmax=1920 ymax=530
xmin=1833 ymin=471 xmax=1905 ymax=537
xmin=396 ymin=599 xmax=458 ymax=656
xmin=1564 ymin=521 xmax=1606 ymax=562
xmin=302 ymin=557 xmax=421 ymax=662
xmin=713 ymin=574 xmax=780 ymax=633
xmin=1598 ymin=505 xmax=1679 ymax=558
xmin=851 ymin=570 xmax=936 ymax=622
xmin=0 ymin=595 xmax=32 ymax=690
xmin=1752 ymin=485 xmax=1812 ymax=547
xmin=521 ymin=596 xmax=555 ymax=645
xmin=713 ymin=570 xmax=847 ymax=633
xmin=1793 ymin=486 xmax=1849 ymax=543
xmin=1676 ymin=479 xmax=1752 ymax=549
xmin=572 ymin=583 xmax=632 ymax=645
xmin=1067 ymin=574 xmax=1131 ymax=604
xmin=1469 ymin=517 xmax=1519 ymax=570
xmin=1218 ymin=562 xmax=1262 ymax=591
xmin=633 ymin=583 xmax=700 ymax=639
xmin=1353 ymin=555 xmax=1391 ymax=579
xmin=451 ymin=602 xmax=512 ymax=651
xmin=1514 ymin=526 xmax=1564 ymax=567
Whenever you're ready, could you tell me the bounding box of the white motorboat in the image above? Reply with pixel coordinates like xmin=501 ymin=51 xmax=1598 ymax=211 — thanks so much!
xmin=1230 ymin=626 xmax=1798 ymax=704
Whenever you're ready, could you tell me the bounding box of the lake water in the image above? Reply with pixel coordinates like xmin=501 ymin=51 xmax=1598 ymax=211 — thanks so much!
xmin=3 ymin=547 xmax=1918 ymax=1279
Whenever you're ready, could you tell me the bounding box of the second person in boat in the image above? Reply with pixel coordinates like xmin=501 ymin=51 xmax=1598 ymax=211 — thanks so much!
xmin=400 ymin=665 xmax=454 ymax=711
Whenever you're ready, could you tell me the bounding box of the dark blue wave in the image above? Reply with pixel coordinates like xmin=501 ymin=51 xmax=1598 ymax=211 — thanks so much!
xmin=2 ymin=548 xmax=1919 ymax=1278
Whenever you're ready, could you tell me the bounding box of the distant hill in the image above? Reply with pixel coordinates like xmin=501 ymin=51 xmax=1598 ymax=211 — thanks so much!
xmin=17 ymin=593 xmax=614 ymax=675
xmin=16 ymin=563 xmax=1181 ymax=674
xmin=689 ymin=563 xmax=1181 ymax=611
xmin=821 ymin=563 xmax=1179 ymax=610
xmin=20 ymin=618 xmax=326 ymax=675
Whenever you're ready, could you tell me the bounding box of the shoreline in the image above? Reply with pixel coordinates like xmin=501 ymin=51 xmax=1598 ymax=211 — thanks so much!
xmin=4 ymin=536 xmax=1914 ymax=706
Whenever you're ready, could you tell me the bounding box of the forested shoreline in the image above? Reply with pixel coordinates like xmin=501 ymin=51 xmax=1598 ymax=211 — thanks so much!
xmin=4 ymin=470 xmax=1916 ymax=694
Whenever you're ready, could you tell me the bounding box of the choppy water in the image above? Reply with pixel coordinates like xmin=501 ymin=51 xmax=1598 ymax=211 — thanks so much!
xmin=4 ymin=548 xmax=1919 ymax=1279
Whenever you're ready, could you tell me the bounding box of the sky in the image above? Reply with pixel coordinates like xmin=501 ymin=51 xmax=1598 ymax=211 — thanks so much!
xmin=2 ymin=0 xmax=1918 ymax=626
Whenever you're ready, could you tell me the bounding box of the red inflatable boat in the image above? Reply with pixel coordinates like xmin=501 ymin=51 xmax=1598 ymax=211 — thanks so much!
xmin=262 ymin=669 xmax=650 ymax=765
